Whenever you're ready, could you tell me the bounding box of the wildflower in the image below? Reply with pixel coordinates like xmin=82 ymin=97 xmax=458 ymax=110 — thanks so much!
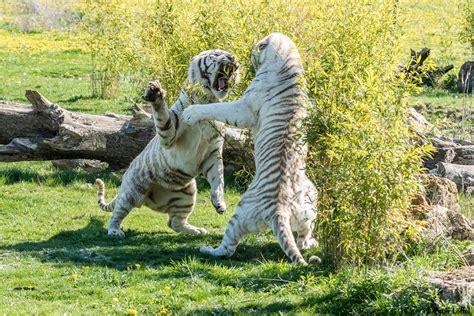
xmin=127 ymin=308 xmax=138 ymax=315
xmin=163 ymin=285 xmax=171 ymax=296
xmin=127 ymin=263 xmax=142 ymax=271
xmin=70 ymin=274 xmax=81 ymax=281
xmin=159 ymin=306 xmax=169 ymax=315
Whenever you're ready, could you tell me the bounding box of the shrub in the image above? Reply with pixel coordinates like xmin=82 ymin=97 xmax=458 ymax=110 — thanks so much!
xmin=304 ymin=2 xmax=431 ymax=265
xmin=81 ymin=0 xmax=429 ymax=266
xmin=459 ymin=0 xmax=474 ymax=54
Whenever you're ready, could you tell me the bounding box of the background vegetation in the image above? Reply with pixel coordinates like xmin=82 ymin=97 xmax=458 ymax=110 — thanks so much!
xmin=0 ymin=0 xmax=472 ymax=313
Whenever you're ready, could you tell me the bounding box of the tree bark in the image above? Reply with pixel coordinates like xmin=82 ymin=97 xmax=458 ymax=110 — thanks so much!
xmin=408 ymin=108 xmax=474 ymax=170
xmin=0 ymin=90 xmax=250 ymax=170
xmin=437 ymin=162 xmax=474 ymax=189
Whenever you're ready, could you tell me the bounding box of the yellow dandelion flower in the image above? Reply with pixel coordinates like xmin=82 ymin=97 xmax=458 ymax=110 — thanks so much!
xmin=127 ymin=308 xmax=138 ymax=315
xmin=70 ymin=274 xmax=81 ymax=281
xmin=159 ymin=306 xmax=169 ymax=315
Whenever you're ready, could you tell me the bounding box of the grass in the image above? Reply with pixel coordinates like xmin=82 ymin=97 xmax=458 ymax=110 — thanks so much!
xmin=0 ymin=30 xmax=133 ymax=115
xmin=0 ymin=1 xmax=473 ymax=314
xmin=0 ymin=162 xmax=470 ymax=314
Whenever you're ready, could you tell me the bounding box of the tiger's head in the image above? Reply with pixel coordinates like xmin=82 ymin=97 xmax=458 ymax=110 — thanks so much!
xmin=188 ymin=49 xmax=240 ymax=101
xmin=251 ymin=33 xmax=299 ymax=72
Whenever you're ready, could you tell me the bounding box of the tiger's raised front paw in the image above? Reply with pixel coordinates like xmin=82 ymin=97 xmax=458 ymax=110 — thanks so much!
xmin=181 ymin=105 xmax=201 ymax=125
xmin=142 ymin=80 xmax=166 ymax=104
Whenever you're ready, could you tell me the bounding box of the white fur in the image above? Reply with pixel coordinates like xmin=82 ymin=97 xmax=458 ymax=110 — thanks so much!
xmin=183 ymin=34 xmax=318 ymax=264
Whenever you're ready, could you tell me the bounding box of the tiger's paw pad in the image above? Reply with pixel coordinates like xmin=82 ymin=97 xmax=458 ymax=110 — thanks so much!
xmin=107 ymin=228 xmax=125 ymax=238
xmin=142 ymin=80 xmax=166 ymax=103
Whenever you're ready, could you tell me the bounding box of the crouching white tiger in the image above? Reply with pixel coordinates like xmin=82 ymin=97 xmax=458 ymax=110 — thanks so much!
xmin=183 ymin=33 xmax=319 ymax=265
xmin=96 ymin=50 xmax=240 ymax=237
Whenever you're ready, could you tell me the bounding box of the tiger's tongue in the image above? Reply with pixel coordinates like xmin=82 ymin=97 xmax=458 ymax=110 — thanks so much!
xmin=218 ymin=77 xmax=226 ymax=91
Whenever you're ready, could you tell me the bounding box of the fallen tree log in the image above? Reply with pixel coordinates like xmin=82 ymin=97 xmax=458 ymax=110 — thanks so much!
xmin=0 ymin=90 xmax=250 ymax=170
xmin=402 ymin=48 xmax=454 ymax=86
xmin=408 ymin=108 xmax=474 ymax=170
xmin=437 ymin=162 xmax=474 ymax=189
xmin=0 ymin=90 xmax=469 ymax=172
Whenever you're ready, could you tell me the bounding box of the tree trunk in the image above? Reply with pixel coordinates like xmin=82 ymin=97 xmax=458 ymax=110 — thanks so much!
xmin=0 ymin=90 xmax=250 ymax=170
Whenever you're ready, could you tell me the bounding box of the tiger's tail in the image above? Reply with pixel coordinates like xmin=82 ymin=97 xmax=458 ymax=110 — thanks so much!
xmin=95 ymin=179 xmax=115 ymax=212
xmin=271 ymin=214 xmax=320 ymax=265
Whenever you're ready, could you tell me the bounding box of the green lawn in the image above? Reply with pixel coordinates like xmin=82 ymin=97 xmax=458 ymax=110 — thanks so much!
xmin=0 ymin=162 xmax=469 ymax=314
xmin=0 ymin=4 xmax=473 ymax=314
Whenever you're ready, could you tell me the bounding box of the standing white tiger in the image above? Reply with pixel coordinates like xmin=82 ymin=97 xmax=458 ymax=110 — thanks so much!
xmin=182 ymin=33 xmax=319 ymax=265
xmin=96 ymin=50 xmax=240 ymax=237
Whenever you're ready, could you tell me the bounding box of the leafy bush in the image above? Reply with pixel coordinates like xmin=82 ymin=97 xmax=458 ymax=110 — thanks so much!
xmin=459 ymin=0 xmax=474 ymax=54
xmin=81 ymin=0 xmax=429 ymax=266
xmin=304 ymin=3 xmax=430 ymax=265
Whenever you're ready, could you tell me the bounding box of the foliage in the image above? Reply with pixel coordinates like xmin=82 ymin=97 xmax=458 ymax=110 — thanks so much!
xmin=304 ymin=1 xmax=432 ymax=265
xmin=0 ymin=1 xmax=473 ymax=313
xmin=459 ymin=0 xmax=474 ymax=54
xmin=0 ymin=0 xmax=83 ymax=33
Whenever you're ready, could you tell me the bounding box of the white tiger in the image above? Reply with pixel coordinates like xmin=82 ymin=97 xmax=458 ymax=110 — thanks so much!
xmin=96 ymin=50 xmax=240 ymax=237
xmin=182 ymin=33 xmax=319 ymax=265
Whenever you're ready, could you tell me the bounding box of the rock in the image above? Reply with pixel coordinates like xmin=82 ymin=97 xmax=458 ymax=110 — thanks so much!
xmin=420 ymin=174 xmax=459 ymax=211
xmin=436 ymin=162 xmax=474 ymax=191
xmin=52 ymin=159 xmax=109 ymax=173
xmin=462 ymin=246 xmax=474 ymax=266
xmin=458 ymin=61 xmax=473 ymax=93
xmin=466 ymin=187 xmax=474 ymax=196
xmin=412 ymin=175 xmax=474 ymax=242
xmin=424 ymin=205 xmax=474 ymax=242
xmin=427 ymin=266 xmax=474 ymax=309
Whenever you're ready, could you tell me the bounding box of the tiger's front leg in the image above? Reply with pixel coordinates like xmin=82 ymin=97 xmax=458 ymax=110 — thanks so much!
xmin=182 ymin=99 xmax=256 ymax=129
xmin=201 ymin=151 xmax=226 ymax=214
xmin=142 ymin=80 xmax=178 ymax=147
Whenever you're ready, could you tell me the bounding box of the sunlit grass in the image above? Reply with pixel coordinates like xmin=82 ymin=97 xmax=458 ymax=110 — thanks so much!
xmin=0 ymin=161 xmax=469 ymax=314
xmin=0 ymin=0 xmax=472 ymax=313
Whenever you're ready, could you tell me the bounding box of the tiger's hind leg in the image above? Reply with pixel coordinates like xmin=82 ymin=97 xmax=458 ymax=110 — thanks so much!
xmin=107 ymin=173 xmax=152 ymax=237
xmin=160 ymin=181 xmax=207 ymax=235
xmin=295 ymin=218 xmax=317 ymax=251
xmin=200 ymin=210 xmax=248 ymax=258
xmin=108 ymin=194 xmax=140 ymax=237
xmin=296 ymin=180 xmax=318 ymax=250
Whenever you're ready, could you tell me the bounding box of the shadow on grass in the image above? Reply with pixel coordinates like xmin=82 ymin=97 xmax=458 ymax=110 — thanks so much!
xmin=57 ymin=94 xmax=97 ymax=104
xmin=2 ymin=217 xmax=337 ymax=312
xmin=0 ymin=164 xmax=243 ymax=193
xmin=1 ymin=217 xmax=320 ymax=273
xmin=0 ymin=166 xmax=121 ymax=187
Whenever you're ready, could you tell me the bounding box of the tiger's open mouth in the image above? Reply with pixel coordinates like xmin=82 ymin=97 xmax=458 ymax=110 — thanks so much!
xmin=213 ymin=63 xmax=238 ymax=92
